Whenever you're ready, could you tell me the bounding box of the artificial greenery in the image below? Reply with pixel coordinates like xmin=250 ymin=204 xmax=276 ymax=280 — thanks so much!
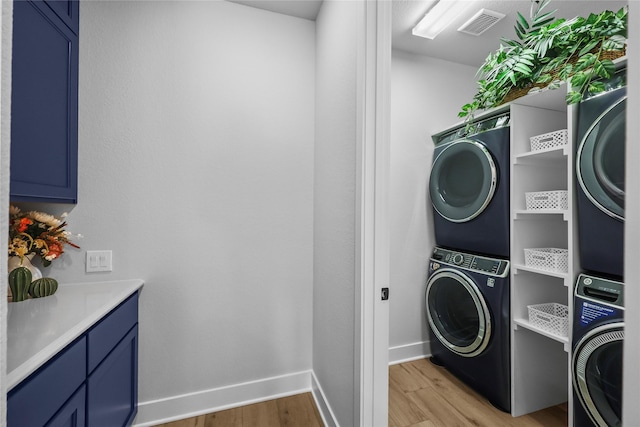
xmin=459 ymin=0 xmax=627 ymax=120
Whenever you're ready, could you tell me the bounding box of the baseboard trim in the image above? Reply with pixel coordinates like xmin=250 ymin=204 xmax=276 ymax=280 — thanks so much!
xmin=388 ymin=340 xmax=430 ymax=365
xmin=132 ymin=343 xmax=431 ymax=427
xmin=132 ymin=370 xmax=312 ymax=427
xmin=311 ymin=371 xmax=339 ymax=427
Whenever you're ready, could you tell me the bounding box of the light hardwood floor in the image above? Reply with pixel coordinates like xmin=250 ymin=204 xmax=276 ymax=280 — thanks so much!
xmin=152 ymin=393 xmax=323 ymax=427
xmin=389 ymin=358 xmax=568 ymax=427
xmin=153 ymin=358 xmax=568 ymax=427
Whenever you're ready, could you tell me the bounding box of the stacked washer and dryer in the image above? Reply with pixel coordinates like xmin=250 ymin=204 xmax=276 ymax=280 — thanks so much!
xmin=426 ymin=112 xmax=512 ymax=412
xmin=572 ymin=71 xmax=626 ymax=427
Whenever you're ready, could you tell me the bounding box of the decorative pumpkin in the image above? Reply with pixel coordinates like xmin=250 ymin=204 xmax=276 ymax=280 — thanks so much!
xmin=29 ymin=277 xmax=59 ymax=298
xmin=9 ymin=266 xmax=32 ymax=302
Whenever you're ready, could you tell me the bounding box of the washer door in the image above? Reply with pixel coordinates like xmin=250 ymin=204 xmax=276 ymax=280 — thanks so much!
xmin=425 ymin=268 xmax=491 ymax=357
xmin=577 ymin=97 xmax=626 ymax=220
xmin=573 ymin=323 xmax=624 ymax=427
xmin=429 ymin=140 xmax=497 ymax=223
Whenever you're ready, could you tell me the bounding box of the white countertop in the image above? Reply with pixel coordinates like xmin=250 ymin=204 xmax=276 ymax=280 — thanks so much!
xmin=7 ymin=279 xmax=144 ymax=391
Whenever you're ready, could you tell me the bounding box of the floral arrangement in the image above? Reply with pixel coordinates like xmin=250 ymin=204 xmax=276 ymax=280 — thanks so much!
xmin=8 ymin=205 xmax=80 ymax=267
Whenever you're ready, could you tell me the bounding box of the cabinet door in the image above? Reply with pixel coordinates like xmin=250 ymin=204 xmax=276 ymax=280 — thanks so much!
xmin=10 ymin=0 xmax=79 ymax=203
xmin=44 ymin=0 xmax=79 ymax=34
xmin=47 ymin=385 xmax=86 ymax=427
xmin=87 ymin=325 xmax=139 ymax=427
xmin=8 ymin=337 xmax=86 ymax=427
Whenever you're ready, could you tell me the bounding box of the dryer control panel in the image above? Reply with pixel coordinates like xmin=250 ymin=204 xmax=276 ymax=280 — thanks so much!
xmin=431 ymin=247 xmax=509 ymax=277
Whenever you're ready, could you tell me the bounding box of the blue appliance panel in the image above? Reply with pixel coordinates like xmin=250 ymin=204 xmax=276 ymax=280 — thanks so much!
xmin=426 ymin=247 xmax=510 ymax=412
xmin=572 ymin=274 xmax=624 ymax=427
xmin=430 ymin=115 xmax=510 ymax=258
xmin=575 ymin=81 xmax=626 ymax=279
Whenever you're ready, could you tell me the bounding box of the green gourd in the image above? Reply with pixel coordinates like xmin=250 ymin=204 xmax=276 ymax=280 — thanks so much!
xmin=9 ymin=266 xmax=32 ymax=302
xmin=29 ymin=277 xmax=59 ymax=298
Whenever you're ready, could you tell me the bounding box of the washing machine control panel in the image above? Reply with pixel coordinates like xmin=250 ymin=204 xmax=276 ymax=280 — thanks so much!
xmin=432 ymin=247 xmax=509 ymax=277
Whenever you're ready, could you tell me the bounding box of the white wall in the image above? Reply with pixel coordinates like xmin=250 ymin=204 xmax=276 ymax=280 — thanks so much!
xmin=313 ymin=1 xmax=361 ymax=426
xmin=388 ymin=50 xmax=477 ymax=363
xmin=0 ymin=2 xmax=12 ymax=426
xmin=45 ymin=1 xmax=315 ymax=424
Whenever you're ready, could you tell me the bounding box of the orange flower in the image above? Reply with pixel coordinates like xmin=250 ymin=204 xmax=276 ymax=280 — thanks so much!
xmin=17 ymin=218 xmax=32 ymax=233
xmin=45 ymin=241 xmax=64 ymax=261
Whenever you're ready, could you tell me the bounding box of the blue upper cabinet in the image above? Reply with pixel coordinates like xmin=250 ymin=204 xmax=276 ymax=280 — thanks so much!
xmin=10 ymin=0 xmax=79 ymax=203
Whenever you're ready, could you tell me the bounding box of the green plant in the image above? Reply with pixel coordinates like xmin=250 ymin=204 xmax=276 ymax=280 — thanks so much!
xmin=459 ymin=0 xmax=627 ymax=120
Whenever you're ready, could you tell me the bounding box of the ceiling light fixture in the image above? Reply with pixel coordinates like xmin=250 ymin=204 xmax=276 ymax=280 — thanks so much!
xmin=412 ymin=1 xmax=473 ymax=40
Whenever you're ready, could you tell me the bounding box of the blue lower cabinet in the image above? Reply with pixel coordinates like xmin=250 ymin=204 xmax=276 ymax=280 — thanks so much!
xmin=47 ymin=385 xmax=86 ymax=427
xmin=87 ymin=325 xmax=139 ymax=427
xmin=7 ymin=292 xmax=139 ymax=427
xmin=8 ymin=337 xmax=86 ymax=427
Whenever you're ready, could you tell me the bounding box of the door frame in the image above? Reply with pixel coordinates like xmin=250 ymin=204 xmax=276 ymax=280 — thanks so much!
xmin=356 ymin=0 xmax=391 ymax=425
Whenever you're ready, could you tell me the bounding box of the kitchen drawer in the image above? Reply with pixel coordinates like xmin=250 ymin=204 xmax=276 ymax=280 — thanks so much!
xmin=87 ymin=292 xmax=138 ymax=374
xmin=8 ymin=336 xmax=86 ymax=427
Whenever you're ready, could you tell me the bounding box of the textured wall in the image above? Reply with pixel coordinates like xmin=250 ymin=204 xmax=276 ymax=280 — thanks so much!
xmin=389 ymin=50 xmax=476 ymax=360
xmin=0 ymin=2 xmax=13 ymax=426
xmin=313 ymin=1 xmax=360 ymax=425
xmin=48 ymin=0 xmax=314 ymax=417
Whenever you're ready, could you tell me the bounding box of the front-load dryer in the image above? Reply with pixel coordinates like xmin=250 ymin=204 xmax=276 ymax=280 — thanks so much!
xmin=426 ymin=246 xmax=510 ymax=412
xmin=429 ymin=112 xmax=510 ymax=258
xmin=576 ymin=75 xmax=626 ymax=278
xmin=572 ymin=274 xmax=624 ymax=427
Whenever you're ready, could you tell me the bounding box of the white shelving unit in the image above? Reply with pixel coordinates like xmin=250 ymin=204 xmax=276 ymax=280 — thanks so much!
xmin=465 ymin=58 xmax=626 ymax=424
xmin=508 ymin=85 xmax=579 ymax=422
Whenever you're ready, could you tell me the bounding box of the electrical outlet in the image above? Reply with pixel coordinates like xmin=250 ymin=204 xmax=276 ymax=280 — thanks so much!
xmin=86 ymin=250 xmax=113 ymax=273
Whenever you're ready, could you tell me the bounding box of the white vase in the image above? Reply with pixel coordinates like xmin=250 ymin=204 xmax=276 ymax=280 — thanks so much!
xmin=8 ymin=253 xmax=43 ymax=281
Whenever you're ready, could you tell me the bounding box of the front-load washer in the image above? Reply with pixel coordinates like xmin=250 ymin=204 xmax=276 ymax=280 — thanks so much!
xmin=429 ymin=112 xmax=510 ymax=258
xmin=576 ymin=74 xmax=626 ymax=278
xmin=426 ymin=246 xmax=510 ymax=412
xmin=572 ymin=274 xmax=624 ymax=427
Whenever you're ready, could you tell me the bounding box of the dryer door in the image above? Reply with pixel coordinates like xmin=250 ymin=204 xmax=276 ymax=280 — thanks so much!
xmin=577 ymin=97 xmax=626 ymax=220
xmin=573 ymin=322 xmax=624 ymax=427
xmin=425 ymin=268 xmax=491 ymax=357
xmin=429 ymin=139 xmax=497 ymax=223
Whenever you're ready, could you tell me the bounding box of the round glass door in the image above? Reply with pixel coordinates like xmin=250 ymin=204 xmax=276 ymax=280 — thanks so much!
xmin=573 ymin=323 xmax=624 ymax=427
xmin=425 ymin=269 xmax=491 ymax=357
xmin=429 ymin=140 xmax=497 ymax=223
xmin=577 ymin=98 xmax=626 ymax=220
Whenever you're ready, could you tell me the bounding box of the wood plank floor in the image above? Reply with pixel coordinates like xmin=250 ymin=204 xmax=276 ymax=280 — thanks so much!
xmin=389 ymin=358 xmax=568 ymax=427
xmin=152 ymin=358 xmax=568 ymax=427
xmin=152 ymin=393 xmax=323 ymax=427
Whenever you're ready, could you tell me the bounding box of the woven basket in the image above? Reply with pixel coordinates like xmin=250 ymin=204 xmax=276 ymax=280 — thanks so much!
xmin=500 ymin=47 xmax=626 ymax=106
xmin=524 ymin=248 xmax=569 ymax=273
xmin=529 ymin=129 xmax=568 ymax=151
xmin=528 ymin=303 xmax=569 ymax=337
xmin=525 ymin=190 xmax=568 ymax=210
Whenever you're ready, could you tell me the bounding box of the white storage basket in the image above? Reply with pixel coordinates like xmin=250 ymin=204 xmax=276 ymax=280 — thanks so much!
xmin=525 ymin=190 xmax=568 ymax=210
xmin=524 ymin=248 xmax=569 ymax=272
xmin=529 ymin=129 xmax=568 ymax=151
xmin=528 ymin=303 xmax=569 ymax=337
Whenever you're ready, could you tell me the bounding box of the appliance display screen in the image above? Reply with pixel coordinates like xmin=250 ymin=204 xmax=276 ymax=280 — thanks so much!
xmin=473 ymin=258 xmax=497 ymax=272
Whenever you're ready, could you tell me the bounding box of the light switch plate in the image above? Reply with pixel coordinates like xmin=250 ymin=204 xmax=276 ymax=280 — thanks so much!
xmin=86 ymin=250 xmax=113 ymax=273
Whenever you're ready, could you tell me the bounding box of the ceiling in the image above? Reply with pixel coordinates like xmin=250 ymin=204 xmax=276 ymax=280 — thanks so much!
xmin=228 ymin=0 xmax=627 ymax=68
xmin=227 ymin=0 xmax=323 ymax=21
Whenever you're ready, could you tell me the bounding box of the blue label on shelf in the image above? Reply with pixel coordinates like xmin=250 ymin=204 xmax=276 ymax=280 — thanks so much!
xmin=580 ymin=301 xmax=615 ymax=325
